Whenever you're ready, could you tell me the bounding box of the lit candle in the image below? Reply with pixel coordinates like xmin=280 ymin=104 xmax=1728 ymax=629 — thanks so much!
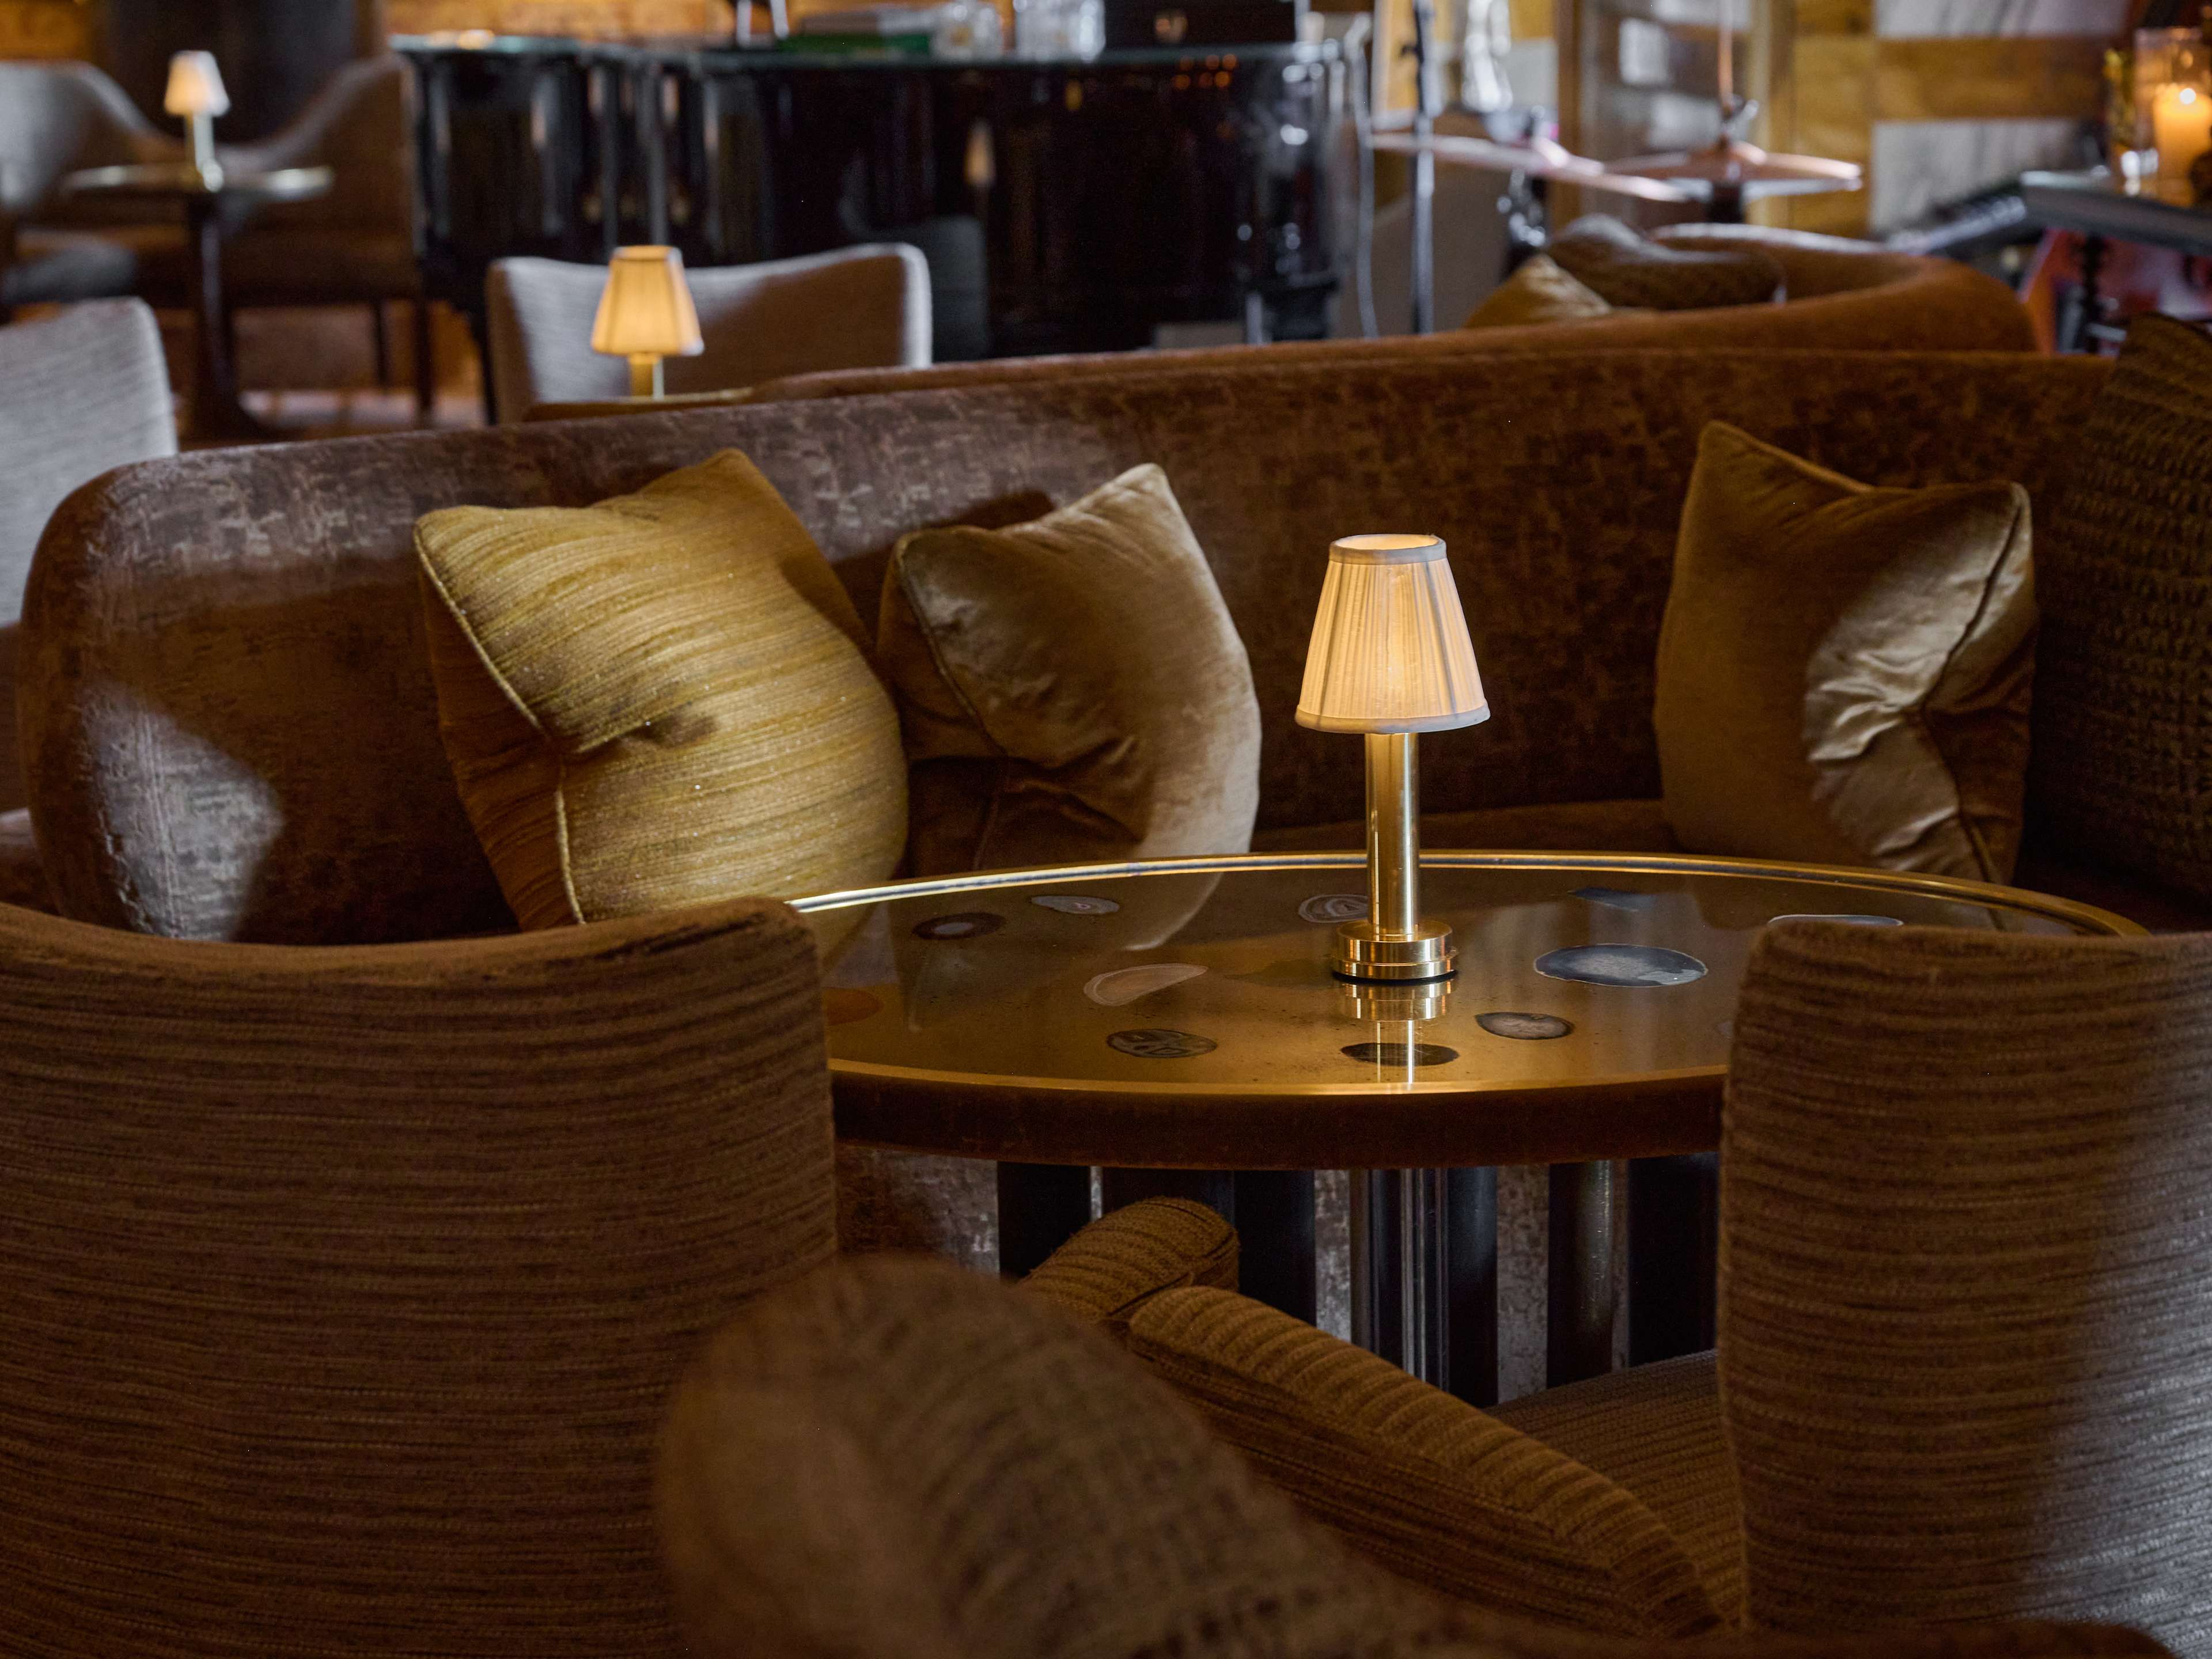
xmin=2152 ymin=82 xmax=2211 ymax=177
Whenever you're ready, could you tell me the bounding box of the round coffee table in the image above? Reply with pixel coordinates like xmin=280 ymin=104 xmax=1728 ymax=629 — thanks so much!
xmin=62 ymin=161 xmax=332 ymax=442
xmin=799 ymin=851 xmax=2134 ymax=1393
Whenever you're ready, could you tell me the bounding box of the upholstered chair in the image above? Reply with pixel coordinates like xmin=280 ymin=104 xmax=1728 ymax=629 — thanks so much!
xmin=0 ymin=60 xmax=184 ymax=313
xmin=1089 ymin=924 xmax=2212 ymax=1655
xmin=0 ymin=298 xmax=174 ymax=835
xmin=0 ymin=896 xmax=837 ymax=1659
xmin=655 ymin=1252 xmax=2170 ymax=1659
xmin=485 ymin=242 xmax=932 ymax=422
xmin=203 ymin=55 xmax=432 ymax=413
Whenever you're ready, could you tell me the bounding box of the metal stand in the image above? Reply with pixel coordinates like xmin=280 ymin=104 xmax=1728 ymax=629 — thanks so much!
xmin=1406 ymin=0 xmax=1440 ymax=334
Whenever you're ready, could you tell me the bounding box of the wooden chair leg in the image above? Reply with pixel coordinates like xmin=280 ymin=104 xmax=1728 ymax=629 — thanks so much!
xmin=411 ymin=298 xmax=435 ymax=422
xmin=370 ymin=301 xmax=392 ymax=388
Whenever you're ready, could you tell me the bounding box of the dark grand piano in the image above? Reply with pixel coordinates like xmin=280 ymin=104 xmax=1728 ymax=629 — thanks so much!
xmin=402 ymin=33 xmax=1346 ymax=367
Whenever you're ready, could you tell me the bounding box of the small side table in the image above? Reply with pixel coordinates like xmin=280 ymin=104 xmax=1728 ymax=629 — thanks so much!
xmin=2021 ymin=169 xmax=2212 ymax=353
xmin=62 ymin=162 xmax=333 ymax=442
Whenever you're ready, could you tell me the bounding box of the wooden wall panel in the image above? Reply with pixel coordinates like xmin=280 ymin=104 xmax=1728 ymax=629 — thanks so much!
xmin=0 ymin=0 xmax=94 ymax=58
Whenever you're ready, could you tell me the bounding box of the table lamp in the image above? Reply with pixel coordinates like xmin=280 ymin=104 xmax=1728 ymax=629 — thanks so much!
xmin=590 ymin=247 xmax=704 ymax=397
xmin=164 ymin=51 xmax=229 ymax=177
xmin=1297 ymin=533 xmax=1487 ymax=983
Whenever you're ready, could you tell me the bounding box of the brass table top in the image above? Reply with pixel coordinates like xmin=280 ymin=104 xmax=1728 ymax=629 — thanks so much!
xmin=798 ymin=851 xmax=2136 ymax=1170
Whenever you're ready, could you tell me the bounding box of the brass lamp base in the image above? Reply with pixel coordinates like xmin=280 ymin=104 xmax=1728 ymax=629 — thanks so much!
xmin=1330 ymin=920 xmax=1457 ymax=983
xmin=1339 ymin=972 xmax=1453 ymax=1024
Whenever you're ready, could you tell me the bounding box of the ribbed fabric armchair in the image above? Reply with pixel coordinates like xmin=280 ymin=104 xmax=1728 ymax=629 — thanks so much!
xmin=656 ymin=1251 xmax=2170 ymax=1659
xmin=0 ymin=896 xmax=837 ymax=1658
xmin=1050 ymin=925 xmax=2212 ymax=1656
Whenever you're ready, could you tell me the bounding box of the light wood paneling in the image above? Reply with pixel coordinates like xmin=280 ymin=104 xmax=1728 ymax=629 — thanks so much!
xmin=0 ymin=0 xmax=94 ymax=58
xmin=384 ymin=0 xmax=733 ymax=33
xmin=1875 ymin=33 xmax=2105 ymax=119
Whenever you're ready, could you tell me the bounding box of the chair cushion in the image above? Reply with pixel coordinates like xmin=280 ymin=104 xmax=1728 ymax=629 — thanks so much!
xmin=415 ymin=449 xmax=908 ymax=928
xmin=1253 ymin=798 xmax=1678 ymax=854
xmin=1547 ymin=217 xmax=1783 ymax=310
xmin=1490 ymin=1351 xmax=1741 ymax=1622
xmin=2029 ymin=315 xmax=2212 ymax=907
xmin=1463 ymin=255 xmax=1618 ymax=329
xmin=1656 ymin=422 xmax=2035 ymax=882
xmin=880 ymin=463 xmax=1261 ymax=875
xmin=1 ymin=229 xmax=138 ymax=304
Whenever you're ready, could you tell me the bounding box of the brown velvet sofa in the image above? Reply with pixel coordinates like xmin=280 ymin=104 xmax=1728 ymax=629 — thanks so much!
xmin=527 ymin=226 xmax=2034 ymax=423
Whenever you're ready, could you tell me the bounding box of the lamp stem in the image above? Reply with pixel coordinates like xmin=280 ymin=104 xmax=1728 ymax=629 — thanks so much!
xmin=629 ymin=354 xmax=664 ymax=398
xmin=1365 ymin=730 xmax=1420 ymax=940
xmin=188 ymin=111 xmax=215 ymax=174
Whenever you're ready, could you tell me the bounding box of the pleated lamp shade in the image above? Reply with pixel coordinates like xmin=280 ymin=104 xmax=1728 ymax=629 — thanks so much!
xmin=590 ymin=247 xmax=705 ymax=359
xmin=163 ymin=51 xmax=230 ymax=118
xmin=1296 ymin=534 xmax=1488 ymax=734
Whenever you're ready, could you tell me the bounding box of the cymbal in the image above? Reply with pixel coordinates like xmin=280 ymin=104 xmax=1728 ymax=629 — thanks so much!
xmin=1366 ymin=128 xmax=1701 ymax=204
xmin=1609 ymin=135 xmax=1860 ymax=188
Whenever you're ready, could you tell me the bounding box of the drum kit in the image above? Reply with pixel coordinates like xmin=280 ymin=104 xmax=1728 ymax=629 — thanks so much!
xmin=1366 ymin=0 xmax=1861 ymax=329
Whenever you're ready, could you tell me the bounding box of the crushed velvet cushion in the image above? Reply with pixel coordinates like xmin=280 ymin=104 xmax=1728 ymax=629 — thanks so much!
xmin=2030 ymin=316 xmax=2212 ymax=907
xmin=415 ymin=450 xmax=907 ymax=927
xmin=1656 ymin=423 xmax=2036 ymax=882
xmin=1463 ymin=256 xmax=1616 ymax=329
xmin=878 ymin=463 xmax=1261 ymax=874
xmin=1547 ymin=216 xmax=1783 ymax=311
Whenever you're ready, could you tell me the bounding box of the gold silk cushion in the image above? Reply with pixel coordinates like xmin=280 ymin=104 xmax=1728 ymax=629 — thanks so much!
xmin=1654 ymin=423 xmax=2035 ymax=883
xmin=415 ymin=450 xmax=907 ymax=928
xmin=1463 ymin=255 xmax=1618 ymax=329
xmin=878 ymin=463 xmax=1261 ymax=875
xmin=1547 ymin=215 xmax=1782 ymax=311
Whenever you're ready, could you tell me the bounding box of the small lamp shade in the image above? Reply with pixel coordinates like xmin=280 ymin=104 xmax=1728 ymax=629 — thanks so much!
xmin=590 ymin=247 xmax=706 ymax=360
xmin=163 ymin=51 xmax=230 ymax=118
xmin=1296 ymin=534 xmax=1488 ymax=734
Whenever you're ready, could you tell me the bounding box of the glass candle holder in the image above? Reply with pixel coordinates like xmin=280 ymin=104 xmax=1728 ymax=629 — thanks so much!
xmin=2135 ymin=26 xmax=2212 ymax=187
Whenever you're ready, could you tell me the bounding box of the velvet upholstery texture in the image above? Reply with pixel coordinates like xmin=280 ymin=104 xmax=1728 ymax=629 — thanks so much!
xmin=2030 ymin=316 xmax=2212 ymax=907
xmin=1464 ymin=255 xmax=1620 ymax=328
xmin=1519 ymin=217 xmax=1783 ymax=312
xmin=880 ymin=463 xmax=1261 ymax=873
xmin=415 ymin=450 xmax=907 ymax=927
xmin=1656 ymin=422 xmax=2035 ymax=882
xmin=0 ymin=896 xmax=837 ymax=1659
xmin=21 ymin=349 xmax=2107 ymax=947
xmin=656 ymin=1256 xmax=2173 ymax=1659
xmin=1722 ymin=923 xmax=2212 ymax=1647
xmin=1128 ymin=1285 xmax=1722 ymax=1635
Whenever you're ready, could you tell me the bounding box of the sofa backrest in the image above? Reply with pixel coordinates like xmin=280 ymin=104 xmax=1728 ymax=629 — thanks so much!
xmin=22 ymin=347 xmax=2107 ymax=945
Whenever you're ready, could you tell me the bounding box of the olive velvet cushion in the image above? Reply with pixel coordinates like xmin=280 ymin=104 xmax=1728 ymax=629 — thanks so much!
xmin=1463 ymin=255 xmax=1618 ymax=329
xmin=878 ymin=463 xmax=1262 ymax=875
xmin=415 ymin=450 xmax=907 ymax=928
xmin=1547 ymin=215 xmax=1783 ymax=311
xmin=1655 ymin=422 xmax=2036 ymax=883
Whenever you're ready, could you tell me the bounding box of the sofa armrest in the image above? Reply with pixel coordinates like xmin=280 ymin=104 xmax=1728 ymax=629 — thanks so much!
xmin=1019 ymin=1197 xmax=1237 ymax=1335
xmin=1128 ymin=1285 xmax=1720 ymax=1638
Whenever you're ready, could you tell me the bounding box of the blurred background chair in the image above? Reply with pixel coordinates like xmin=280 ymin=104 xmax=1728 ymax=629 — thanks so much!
xmin=655 ymin=1251 xmax=2173 ymax=1659
xmin=486 ymin=243 xmax=932 ymax=424
xmin=0 ymin=895 xmax=836 ymax=1659
xmin=0 ymin=298 xmax=174 ymax=836
xmin=0 ymin=60 xmax=184 ymax=317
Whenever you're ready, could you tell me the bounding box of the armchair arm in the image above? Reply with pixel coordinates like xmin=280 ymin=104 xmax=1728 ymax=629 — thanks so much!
xmin=217 ymin=56 xmax=414 ymax=237
xmin=1019 ymin=1196 xmax=1237 ymax=1335
xmin=1128 ymin=1285 xmax=1720 ymax=1638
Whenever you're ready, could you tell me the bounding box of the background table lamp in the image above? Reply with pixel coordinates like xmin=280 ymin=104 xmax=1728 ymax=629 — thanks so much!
xmin=1297 ymin=533 xmax=1487 ymax=983
xmin=591 ymin=247 xmax=704 ymax=397
xmin=164 ymin=51 xmax=229 ymax=177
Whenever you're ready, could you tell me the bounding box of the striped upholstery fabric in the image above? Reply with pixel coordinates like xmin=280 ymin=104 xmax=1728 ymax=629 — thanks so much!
xmin=658 ymin=1258 xmax=2173 ymax=1659
xmin=1128 ymin=1287 xmax=1721 ymax=1636
xmin=1724 ymin=922 xmax=2212 ymax=1646
xmin=1487 ymin=1353 xmax=1741 ymax=1623
xmin=0 ymin=897 xmax=836 ymax=1659
xmin=1021 ymin=1196 xmax=1240 ymax=1334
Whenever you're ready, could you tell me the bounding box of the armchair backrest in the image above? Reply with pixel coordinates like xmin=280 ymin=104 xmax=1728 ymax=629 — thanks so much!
xmin=22 ymin=347 xmax=2102 ymax=944
xmin=1722 ymin=920 xmax=2212 ymax=1647
xmin=0 ymin=59 xmax=178 ymax=223
xmin=217 ymin=54 xmax=416 ymax=239
xmin=486 ymin=243 xmax=933 ymax=422
xmin=0 ymin=894 xmax=836 ymax=1659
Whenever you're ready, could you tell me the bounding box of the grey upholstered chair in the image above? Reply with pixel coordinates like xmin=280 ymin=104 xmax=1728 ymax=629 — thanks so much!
xmin=654 ymin=1251 xmax=2172 ymax=1659
xmin=0 ymin=895 xmax=837 ymax=1659
xmin=485 ymin=242 xmax=931 ymax=422
xmin=0 ymin=297 xmax=174 ymax=830
xmin=1086 ymin=921 xmax=2212 ymax=1654
xmin=0 ymin=60 xmax=184 ymax=313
